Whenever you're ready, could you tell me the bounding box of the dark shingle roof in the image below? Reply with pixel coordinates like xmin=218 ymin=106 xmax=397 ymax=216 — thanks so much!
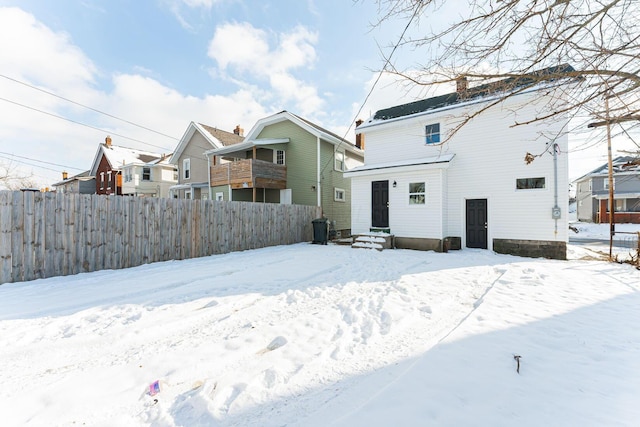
xmin=373 ymin=64 xmax=576 ymax=121
xmin=199 ymin=124 xmax=244 ymax=146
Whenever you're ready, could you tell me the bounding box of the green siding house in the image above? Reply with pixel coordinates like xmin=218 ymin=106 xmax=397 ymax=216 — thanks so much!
xmin=204 ymin=111 xmax=364 ymax=236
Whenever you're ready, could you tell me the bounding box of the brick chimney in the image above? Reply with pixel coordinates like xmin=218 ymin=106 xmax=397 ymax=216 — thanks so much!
xmin=456 ymin=76 xmax=468 ymax=95
xmin=233 ymin=125 xmax=244 ymax=136
xmin=355 ymin=119 xmax=364 ymax=150
xmin=62 ymin=171 xmax=68 ymax=180
xmin=105 ymin=135 xmax=112 ymax=147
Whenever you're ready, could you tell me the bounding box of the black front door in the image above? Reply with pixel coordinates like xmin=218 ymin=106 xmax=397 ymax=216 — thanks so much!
xmin=372 ymin=180 xmax=389 ymax=228
xmin=466 ymin=199 xmax=487 ymax=249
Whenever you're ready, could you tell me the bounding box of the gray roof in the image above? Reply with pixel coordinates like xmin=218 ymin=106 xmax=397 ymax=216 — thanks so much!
xmin=371 ymin=64 xmax=577 ymax=122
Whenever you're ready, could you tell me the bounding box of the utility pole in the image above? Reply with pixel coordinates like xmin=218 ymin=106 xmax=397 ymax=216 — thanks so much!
xmin=604 ymin=95 xmax=615 ymax=259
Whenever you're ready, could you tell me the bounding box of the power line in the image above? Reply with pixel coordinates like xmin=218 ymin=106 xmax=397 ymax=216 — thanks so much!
xmin=0 ymin=73 xmax=180 ymax=141
xmin=320 ymin=4 xmax=421 ymax=178
xmin=0 ymin=151 xmax=84 ymax=172
xmin=0 ymin=96 xmax=174 ymax=152
xmin=0 ymin=154 xmax=62 ymax=173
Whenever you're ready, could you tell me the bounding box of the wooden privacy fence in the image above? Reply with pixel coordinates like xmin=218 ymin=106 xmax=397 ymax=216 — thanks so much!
xmin=0 ymin=191 xmax=321 ymax=285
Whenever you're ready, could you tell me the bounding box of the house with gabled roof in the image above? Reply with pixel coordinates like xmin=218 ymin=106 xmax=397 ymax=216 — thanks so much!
xmin=204 ymin=110 xmax=364 ymax=237
xmin=574 ymin=156 xmax=640 ymax=223
xmin=120 ymin=154 xmax=177 ymax=198
xmin=51 ymin=170 xmax=95 ymax=194
xmin=89 ymin=136 xmax=174 ymax=196
xmin=346 ymin=65 xmax=576 ymax=259
xmin=168 ymin=122 xmax=244 ymax=199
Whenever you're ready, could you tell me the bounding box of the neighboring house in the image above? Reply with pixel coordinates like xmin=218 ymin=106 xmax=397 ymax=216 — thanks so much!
xmin=51 ymin=170 xmax=95 ymax=194
xmin=204 ymin=110 xmax=365 ymax=236
xmin=574 ymin=156 xmax=640 ymax=223
xmin=121 ymin=155 xmax=177 ymax=198
xmin=169 ymin=122 xmax=244 ymax=199
xmin=89 ymin=136 xmax=171 ymax=196
xmin=345 ymin=65 xmax=575 ymax=260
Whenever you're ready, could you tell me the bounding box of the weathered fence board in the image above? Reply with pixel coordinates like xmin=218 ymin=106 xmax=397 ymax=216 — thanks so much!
xmin=0 ymin=191 xmax=320 ymax=285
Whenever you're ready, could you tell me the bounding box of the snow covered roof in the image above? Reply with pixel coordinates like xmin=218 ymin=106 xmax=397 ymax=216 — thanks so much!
xmin=573 ymin=156 xmax=640 ymax=182
xmin=344 ymin=154 xmax=454 ymax=177
xmin=89 ymin=138 xmax=169 ymax=176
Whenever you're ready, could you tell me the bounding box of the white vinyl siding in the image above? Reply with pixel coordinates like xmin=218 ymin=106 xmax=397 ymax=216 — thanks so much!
xmin=356 ymin=91 xmax=569 ymax=246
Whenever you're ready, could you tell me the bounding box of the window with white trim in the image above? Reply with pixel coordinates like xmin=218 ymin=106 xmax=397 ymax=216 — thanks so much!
xmin=425 ymin=123 xmax=440 ymax=144
xmin=409 ymin=182 xmax=425 ymax=204
xmin=107 ymin=171 xmax=112 ymax=189
xmin=275 ymin=150 xmax=285 ymax=165
xmin=183 ymin=158 xmax=191 ymax=180
xmin=335 ymin=151 xmax=345 ymax=171
xmin=516 ymin=177 xmax=545 ymax=189
xmin=100 ymin=172 xmax=105 ymax=189
xmin=604 ymin=178 xmax=615 ymax=190
xmin=216 ymin=192 xmax=224 ymax=201
xmin=334 ymin=187 xmax=346 ymax=202
xmin=142 ymin=167 xmax=151 ymax=181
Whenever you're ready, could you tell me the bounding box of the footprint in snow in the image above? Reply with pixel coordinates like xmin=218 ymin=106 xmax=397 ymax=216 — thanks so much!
xmin=257 ymin=336 xmax=287 ymax=354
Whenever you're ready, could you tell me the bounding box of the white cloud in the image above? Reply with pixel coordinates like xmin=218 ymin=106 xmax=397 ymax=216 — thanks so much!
xmin=208 ymin=22 xmax=323 ymax=117
xmin=0 ymin=8 xmax=269 ymax=189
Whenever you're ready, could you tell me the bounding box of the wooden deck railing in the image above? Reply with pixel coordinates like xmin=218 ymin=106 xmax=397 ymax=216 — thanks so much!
xmin=210 ymin=159 xmax=287 ymax=189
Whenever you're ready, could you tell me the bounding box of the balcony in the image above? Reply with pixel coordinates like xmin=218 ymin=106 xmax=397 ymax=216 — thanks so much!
xmin=210 ymin=159 xmax=287 ymax=189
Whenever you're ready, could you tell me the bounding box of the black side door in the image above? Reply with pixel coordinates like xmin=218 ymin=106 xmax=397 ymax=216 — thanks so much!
xmin=371 ymin=180 xmax=389 ymax=228
xmin=466 ymin=199 xmax=487 ymax=249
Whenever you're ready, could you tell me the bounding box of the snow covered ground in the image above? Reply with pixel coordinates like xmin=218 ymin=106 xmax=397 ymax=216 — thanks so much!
xmin=0 ymin=227 xmax=639 ymax=426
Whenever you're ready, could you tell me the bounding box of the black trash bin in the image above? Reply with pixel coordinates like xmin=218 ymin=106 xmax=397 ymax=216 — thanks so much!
xmin=312 ymin=218 xmax=329 ymax=245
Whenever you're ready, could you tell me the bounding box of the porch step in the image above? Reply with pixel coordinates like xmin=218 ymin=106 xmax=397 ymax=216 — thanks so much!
xmin=351 ymin=233 xmax=394 ymax=251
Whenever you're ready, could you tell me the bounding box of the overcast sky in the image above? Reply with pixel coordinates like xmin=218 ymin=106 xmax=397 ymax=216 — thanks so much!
xmin=0 ymin=1 xmax=635 ymax=189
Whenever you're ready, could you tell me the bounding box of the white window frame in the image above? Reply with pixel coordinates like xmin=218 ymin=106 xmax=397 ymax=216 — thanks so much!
xmin=334 ymin=151 xmax=345 ymax=172
xmin=409 ymin=182 xmax=426 ymax=205
xmin=425 ymin=123 xmax=440 ymax=145
xmin=100 ymin=172 xmax=105 ymax=189
xmin=216 ymin=192 xmax=224 ymax=201
xmin=107 ymin=171 xmax=112 ymax=189
xmin=516 ymin=177 xmax=546 ymax=190
xmin=274 ymin=150 xmax=285 ymax=165
xmin=604 ymin=178 xmax=615 ymax=190
xmin=183 ymin=158 xmax=191 ymax=180
xmin=142 ymin=167 xmax=151 ymax=181
xmin=334 ymin=187 xmax=346 ymax=202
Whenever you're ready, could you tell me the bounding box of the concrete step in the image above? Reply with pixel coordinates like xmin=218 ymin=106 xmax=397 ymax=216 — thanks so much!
xmin=352 ymin=233 xmax=394 ymax=251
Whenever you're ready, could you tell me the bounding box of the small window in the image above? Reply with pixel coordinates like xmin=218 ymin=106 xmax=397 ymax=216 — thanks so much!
xmin=185 ymin=190 xmax=192 ymax=199
xmin=516 ymin=177 xmax=545 ymax=189
xmin=107 ymin=171 xmax=112 ymax=189
xmin=335 ymin=151 xmax=345 ymax=171
xmin=173 ymin=170 xmax=178 ymax=181
xmin=275 ymin=150 xmax=285 ymax=165
xmin=604 ymin=178 xmax=615 ymax=190
xmin=183 ymin=158 xmax=191 ymax=180
xmin=334 ymin=187 xmax=346 ymax=202
xmin=425 ymin=123 xmax=440 ymax=144
xmin=142 ymin=167 xmax=151 ymax=181
xmin=409 ymin=182 xmax=425 ymax=204
xmin=100 ymin=172 xmax=105 ymax=189
xmin=216 ymin=192 xmax=224 ymax=201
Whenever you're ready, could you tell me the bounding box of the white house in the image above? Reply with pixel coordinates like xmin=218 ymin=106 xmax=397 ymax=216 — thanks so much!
xmin=121 ymin=155 xmax=177 ymax=198
xmin=346 ymin=65 xmax=575 ymax=260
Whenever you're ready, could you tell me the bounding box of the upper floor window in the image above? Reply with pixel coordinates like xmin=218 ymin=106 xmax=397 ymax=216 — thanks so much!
xmin=335 ymin=151 xmax=345 ymax=171
xmin=425 ymin=123 xmax=440 ymax=144
xmin=409 ymin=182 xmax=426 ymax=204
xmin=516 ymin=177 xmax=546 ymax=190
xmin=142 ymin=167 xmax=151 ymax=181
xmin=100 ymin=172 xmax=105 ymax=189
xmin=107 ymin=171 xmax=112 ymax=189
xmin=604 ymin=178 xmax=615 ymax=190
xmin=275 ymin=150 xmax=286 ymax=165
xmin=183 ymin=158 xmax=191 ymax=180
xmin=173 ymin=170 xmax=178 ymax=181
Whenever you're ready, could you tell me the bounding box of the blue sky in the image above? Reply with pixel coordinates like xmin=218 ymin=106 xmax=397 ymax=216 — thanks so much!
xmin=0 ymin=1 xmax=633 ymax=188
